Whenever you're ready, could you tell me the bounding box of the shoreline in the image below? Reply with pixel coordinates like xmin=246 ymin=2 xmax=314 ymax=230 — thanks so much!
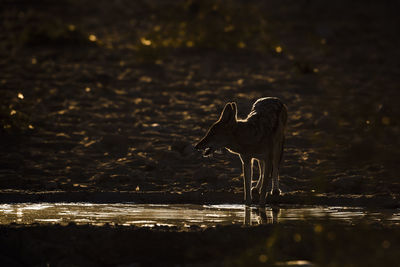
xmin=0 ymin=190 xmax=398 ymax=208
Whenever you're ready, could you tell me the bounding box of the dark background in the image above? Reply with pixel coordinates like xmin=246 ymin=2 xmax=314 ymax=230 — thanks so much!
xmin=1 ymin=1 xmax=400 ymax=266
xmin=1 ymin=0 xmax=399 ymax=197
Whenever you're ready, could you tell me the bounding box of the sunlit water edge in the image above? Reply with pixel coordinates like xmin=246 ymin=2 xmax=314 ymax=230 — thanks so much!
xmin=0 ymin=203 xmax=399 ymax=227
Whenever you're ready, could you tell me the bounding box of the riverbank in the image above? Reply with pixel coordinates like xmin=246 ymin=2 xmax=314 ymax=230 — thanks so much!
xmin=0 ymin=190 xmax=398 ymax=208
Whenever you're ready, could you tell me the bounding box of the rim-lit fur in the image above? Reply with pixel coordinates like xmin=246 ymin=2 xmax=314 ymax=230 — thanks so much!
xmin=195 ymin=97 xmax=287 ymax=205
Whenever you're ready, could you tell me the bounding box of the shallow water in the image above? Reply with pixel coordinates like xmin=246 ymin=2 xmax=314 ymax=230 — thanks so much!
xmin=0 ymin=203 xmax=399 ymax=227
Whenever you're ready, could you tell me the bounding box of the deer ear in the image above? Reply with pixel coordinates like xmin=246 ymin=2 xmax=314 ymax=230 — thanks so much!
xmin=220 ymin=103 xmax=234 ymax=123
xmin=230 ymin=102 xmax=237 ymax=120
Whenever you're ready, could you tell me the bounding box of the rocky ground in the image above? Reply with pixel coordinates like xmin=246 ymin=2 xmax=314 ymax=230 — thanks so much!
xmin=1 ymin=0 xmax=399 ymax=201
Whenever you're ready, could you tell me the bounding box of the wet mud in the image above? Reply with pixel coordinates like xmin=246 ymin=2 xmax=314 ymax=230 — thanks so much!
xmin=0 ymin=190 xmax=399 ymax=210
xmin=1 ymin=220 xmax=400 ymax=266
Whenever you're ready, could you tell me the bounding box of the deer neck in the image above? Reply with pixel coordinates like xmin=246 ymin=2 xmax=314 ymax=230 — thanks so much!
xmin=225 ymin=121 xmax=252 ymax=154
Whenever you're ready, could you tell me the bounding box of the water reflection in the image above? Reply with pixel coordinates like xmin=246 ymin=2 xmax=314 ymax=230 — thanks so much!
xmin=0 ymin=203 xmax=398 ymax=227
xmin=244 ymin=206 xmax=280 ymax=225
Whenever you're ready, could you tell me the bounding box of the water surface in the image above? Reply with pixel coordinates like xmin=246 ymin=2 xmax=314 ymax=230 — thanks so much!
xmin=0 ymin=203 xmax=398 ymax=227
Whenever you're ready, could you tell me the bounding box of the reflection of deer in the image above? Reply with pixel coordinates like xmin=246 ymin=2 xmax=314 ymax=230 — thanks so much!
xmin=244 ymin=206 xmax=280 ymax=225
xmin=195 ymin=97 xmax=287 ymax=206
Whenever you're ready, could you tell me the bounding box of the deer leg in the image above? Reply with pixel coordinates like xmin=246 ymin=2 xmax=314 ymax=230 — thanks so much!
xmin=241 ymin=156 xmax=252 ymax=206
xmin=254 ymin=160 xmax=263 ymax=191
xmin=271 ymin=139 xmax=283 ymax=196
xmin=259 ymin=159 xmax=271 ymax=206
xmin=251 ymin=160 xmax=262 ymax=201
